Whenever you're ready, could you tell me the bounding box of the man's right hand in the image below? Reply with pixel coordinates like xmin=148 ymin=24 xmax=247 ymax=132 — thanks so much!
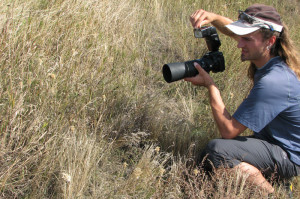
xmin=190 ymin=9 xmax=237 ymax=39
xmin=190 ymin=9 xmax=217 ymax=29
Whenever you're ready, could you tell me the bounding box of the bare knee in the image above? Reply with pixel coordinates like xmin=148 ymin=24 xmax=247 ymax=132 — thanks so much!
xmin=236 ymin=162 xmax=261 ymax=175
xmin=234 ymin=162 xmax=274 ymax=194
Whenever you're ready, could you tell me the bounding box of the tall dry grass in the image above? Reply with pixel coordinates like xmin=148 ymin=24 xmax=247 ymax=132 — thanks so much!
xmin=0 ymin=0 xmax=299 ymax=198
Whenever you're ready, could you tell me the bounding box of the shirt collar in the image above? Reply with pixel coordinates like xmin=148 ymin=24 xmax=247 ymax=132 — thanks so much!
xmin=254 ymin=56 xmax=283 ymax=82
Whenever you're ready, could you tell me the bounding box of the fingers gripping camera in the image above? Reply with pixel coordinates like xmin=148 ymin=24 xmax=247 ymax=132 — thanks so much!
xmin=162 ymin=26 xmax=225 ymax=83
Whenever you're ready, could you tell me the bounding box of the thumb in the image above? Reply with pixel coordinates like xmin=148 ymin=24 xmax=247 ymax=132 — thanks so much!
xmin=199 ymin=19 xmax=209 ymax=28
xmin=194 ymin=62 xmax=207 ymax=74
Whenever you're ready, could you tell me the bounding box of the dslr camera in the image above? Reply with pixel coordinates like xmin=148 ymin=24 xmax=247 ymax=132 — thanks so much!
xmin=162 ymin=26 xmax=225 ymax=83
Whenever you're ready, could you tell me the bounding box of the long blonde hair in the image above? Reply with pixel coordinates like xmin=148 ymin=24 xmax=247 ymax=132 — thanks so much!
xmin=248 ymin=24 xmax=300 ymax=81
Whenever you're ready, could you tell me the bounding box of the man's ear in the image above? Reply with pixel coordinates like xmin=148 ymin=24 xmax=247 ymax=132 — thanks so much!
xmin=268 ymin=35 xmax=277 ymax=47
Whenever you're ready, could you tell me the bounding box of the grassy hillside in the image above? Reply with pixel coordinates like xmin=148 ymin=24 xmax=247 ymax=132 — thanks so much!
xmin=0 ymin=0 xmax=299 ymax=198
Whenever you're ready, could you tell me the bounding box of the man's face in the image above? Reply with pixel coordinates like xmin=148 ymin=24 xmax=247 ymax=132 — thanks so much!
xmin=237 ymin=31 xmax=269 ymax=66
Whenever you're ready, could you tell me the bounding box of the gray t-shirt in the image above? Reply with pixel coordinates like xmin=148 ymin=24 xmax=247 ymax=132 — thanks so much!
xmin=233 ymin=56 xmax=300 ymax=165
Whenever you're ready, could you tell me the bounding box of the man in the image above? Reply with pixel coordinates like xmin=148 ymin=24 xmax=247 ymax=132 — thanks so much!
xmin=185 ymin=4 xmax=300 ymax=194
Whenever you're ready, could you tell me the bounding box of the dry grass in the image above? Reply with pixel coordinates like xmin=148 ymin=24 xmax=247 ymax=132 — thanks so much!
xmin=0 ymin=0 xmax=299 ymax=198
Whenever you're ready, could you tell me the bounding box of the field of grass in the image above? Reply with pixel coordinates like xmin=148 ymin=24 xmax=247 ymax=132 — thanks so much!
xmin=0 ymin=0 xmax=300 ymax=198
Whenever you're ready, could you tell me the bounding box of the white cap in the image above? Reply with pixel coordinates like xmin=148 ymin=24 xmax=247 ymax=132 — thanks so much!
xmin=225 ymin=19 xmax=283 ymax=35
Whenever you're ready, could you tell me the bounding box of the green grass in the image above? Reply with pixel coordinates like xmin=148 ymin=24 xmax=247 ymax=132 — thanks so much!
xmin=0 ymin=0 xmax=299 ymax=198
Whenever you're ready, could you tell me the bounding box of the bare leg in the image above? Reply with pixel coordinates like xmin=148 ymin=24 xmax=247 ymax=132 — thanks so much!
xmin=235 ymin=162 xmax=274 ymax=194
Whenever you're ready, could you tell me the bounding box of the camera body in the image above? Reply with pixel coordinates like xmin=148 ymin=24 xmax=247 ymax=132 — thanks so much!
xmin=162 ymin=26 xmax=225 ymax=83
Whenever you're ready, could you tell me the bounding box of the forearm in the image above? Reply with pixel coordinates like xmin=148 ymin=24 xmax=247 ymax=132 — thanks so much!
xmin=207 ymin=84 xmax=243 ymax=138
xmin=184 ymin=63 xmax=246 ymax=137
xmin=210 ymin=14 xmax=237 ymax=38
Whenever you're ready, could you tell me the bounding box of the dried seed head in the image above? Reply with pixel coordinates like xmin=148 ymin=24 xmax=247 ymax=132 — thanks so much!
xmin=155 ymin=146 xmax=160 ymax=153
xmin=159 ymin=168 xmax=165 ymax=176
xmin=48 ymin=73 xmax=56 ymax=79
xmin=70 ymin=126 xmax=75 ymax=132
xmin=133 ymin=167 xmax=142 ymax=179
xmin=193 ymin=169 xmax=200 ymax=176
xmin=62 ymin=173 xmax=72 ymax=182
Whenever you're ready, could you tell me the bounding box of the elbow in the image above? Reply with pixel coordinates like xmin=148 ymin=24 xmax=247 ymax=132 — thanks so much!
xmin=221 ymin=134 xmax=237 ymax=139
xmin=219 ymin=128 xmax=239 ymax=139
xmin=217 ymin=118 xmax=246 ymax=139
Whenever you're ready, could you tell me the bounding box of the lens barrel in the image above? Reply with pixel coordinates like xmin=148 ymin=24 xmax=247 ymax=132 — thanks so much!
xmin=162 ymin=62 xmax=198 ymax=83
xmin=162 ymin=51 xmax=225 ymax=83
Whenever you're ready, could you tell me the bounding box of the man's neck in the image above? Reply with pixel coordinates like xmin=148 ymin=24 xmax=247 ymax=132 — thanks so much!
xmin=252 ymin=55 xmax=275 ymax=68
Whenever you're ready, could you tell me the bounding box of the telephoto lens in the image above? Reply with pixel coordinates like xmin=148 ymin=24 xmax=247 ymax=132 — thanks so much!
xmin=162 ymin=61 xmax=197 ymax=83
xmin=162 ymin=51 xmax=225 ymax=83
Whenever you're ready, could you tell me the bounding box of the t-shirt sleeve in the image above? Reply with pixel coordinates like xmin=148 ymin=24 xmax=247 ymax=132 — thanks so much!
xmin=233 ymin=73 xmax=288 ymax=132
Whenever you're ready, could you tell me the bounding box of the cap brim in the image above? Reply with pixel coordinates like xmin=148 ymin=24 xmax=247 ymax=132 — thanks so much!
xmin=225 ymin=20 xmax=260 ymax=36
